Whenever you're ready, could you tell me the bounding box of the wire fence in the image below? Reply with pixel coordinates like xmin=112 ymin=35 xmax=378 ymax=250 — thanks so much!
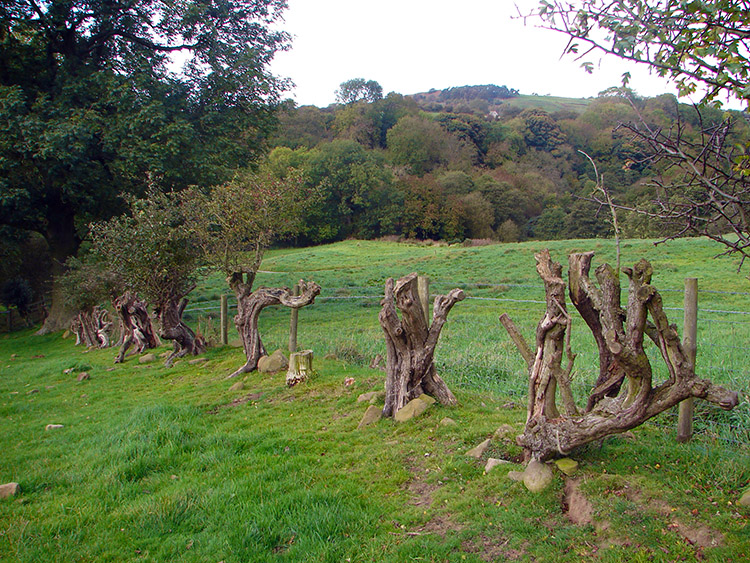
xmin=179 ymin=280 xmax=750 ymax=448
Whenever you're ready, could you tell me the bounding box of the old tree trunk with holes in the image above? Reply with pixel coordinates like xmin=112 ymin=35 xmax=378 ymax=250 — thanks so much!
xmin=71 ymin=306 xmax=113 ymax=349
xmin=227 ymin=275 xmax=321 ymax=378
xmin=113 ymin=292 xmax=160 ymax=363
xmin=379 ymin=273 xmax=465 ymax=417
xmin=501 ymin=250 xmax=739 ymax=461
xmin=156 ymin=286 xmax=206 ymax=368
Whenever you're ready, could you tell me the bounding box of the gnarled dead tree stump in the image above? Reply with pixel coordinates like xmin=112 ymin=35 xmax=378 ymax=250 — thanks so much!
xmin=71 ymin=306 xmax=113 ymax=349
xmin=227 ymin=279 xmax=321 ymax=379
xmin=113 ymin=292 xmax=160 ymax=364
xmin=155 ymin=287 xmax=206 ymax=368
xmin=379 ymin=273 xmax=465 ymax=417
xmin=502 ymin=250 xmax=739 ymax=461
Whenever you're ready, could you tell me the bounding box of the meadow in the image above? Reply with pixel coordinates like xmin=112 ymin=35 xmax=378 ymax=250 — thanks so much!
xmin=1 ymin=237 xmax=748 ymax=562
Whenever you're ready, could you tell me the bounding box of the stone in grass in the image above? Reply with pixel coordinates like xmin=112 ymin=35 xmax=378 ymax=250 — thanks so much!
xmin=229 ymin=381 xmax=244 ymax=392
xmin=189 ymin=357 xmax=208 ymax=365
xmin=77 ymin=372 xmax=90 ymax=382
xmin=45 ymin=424 xmax=64 ymax=431
xmin=465 ymin=438 xmax=491 ymax=459
xmin=357 ymin=405 xmax=382 ymax=429
xmin=485 ymin=458 xmax=510 ymax=473
xmin=357 ymin=391 xmax=379 ymax=403
xmin=440 ymin=417 xmax=457 ymax=427
xmin=555 ymin=458 xmax=579 ymax=476
xmin=418 ymin=394 xmax=436 ymax=405
xmin=394 ymin=397 xmax=430 ymax=423
xmin=739 ymin=488 xmax=750 ymax=508
xmin=139 ymin=353 xmax=157 ymax=364
xmin=258 ymin=350 xmax=288 ymax=373
xmin=523 ymin=460 xmax=554 ymax=493
xmin=0 ymin=483 xmax=20 ymax=499
xmin=493 ymin=424 xmax=515 ymax=440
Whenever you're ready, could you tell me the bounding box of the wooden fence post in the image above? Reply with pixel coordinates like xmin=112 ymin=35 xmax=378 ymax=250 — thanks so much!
xmin=220 ymin=295 xmax=228 ymax=346
xmin=677 ymin=277 xmax=698 ymax=443
xmin=289 ymin=283 xmax=300 ymax=353
xmin=417 ymin=276 xmax=430 ymax=325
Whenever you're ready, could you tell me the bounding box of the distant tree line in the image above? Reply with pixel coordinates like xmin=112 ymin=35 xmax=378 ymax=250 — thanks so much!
xmin=270 ymin=82 xmax=749 ymax=246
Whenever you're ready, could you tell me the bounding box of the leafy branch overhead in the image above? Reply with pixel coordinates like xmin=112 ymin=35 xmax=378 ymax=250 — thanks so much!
xmin=533 ymin=0 xmax=750 ymax=108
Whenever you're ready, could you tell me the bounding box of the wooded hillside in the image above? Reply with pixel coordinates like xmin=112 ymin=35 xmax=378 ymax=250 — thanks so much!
xmin=270 ymin=84 xmax=749 ymax=245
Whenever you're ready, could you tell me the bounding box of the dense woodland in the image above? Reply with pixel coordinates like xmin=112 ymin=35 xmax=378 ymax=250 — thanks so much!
xmin=269 ymin=83 xmax=749 ymax=245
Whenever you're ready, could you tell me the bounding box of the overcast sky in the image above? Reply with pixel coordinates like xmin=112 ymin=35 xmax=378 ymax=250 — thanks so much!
xmin=270 ymin=0 xmax=696 ymax=108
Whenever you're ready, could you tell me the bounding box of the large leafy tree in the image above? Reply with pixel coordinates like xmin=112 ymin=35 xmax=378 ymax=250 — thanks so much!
xmin=0 ymin=0 xmax=290 ymax=332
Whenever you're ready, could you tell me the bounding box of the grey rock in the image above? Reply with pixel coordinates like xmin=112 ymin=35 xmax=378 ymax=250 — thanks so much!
xmin=357 ymin=391 xmax=378 ymax=403
xmin=188 ymin=357 xmax=208 ymax=365
xmin=357 ymin=405 xmax=382 ymax=429
xmin=229 ymin=381 xmax=244 ymax=392
xmin=554 ymin=458 xmax=579 ymax=476
xmin=394 ymin=398 xmax=430 ymax=422
xmin=139 ymin=353 xmax=157 ymax=364
xmin=523 ymin=460 xmax=554 ymax=493
xmin=0 ymin=483 xmax=20 ymax=499
xmin=77 ymin=372 xmax=90 ymax=382
xmin=418 ymin=394 xmax=436 ymax=405
xmin=485 ymin=458 xmax=510 ymax=473
xmin=440 ymin=417 xmax=457 ymax=427
xmin=493 ymin=424 xmax=515 ymax=439
xmin=507 ymin=470 xmax=524 ymax=482
xmin=739 ymin=488 xmax=750 ymax=507
xmin=258 ymin=349 xmax=288 ymax=373
xmin=45 ymin=424 xmax=64 ymax=431
xmin=465 ymin=438 xmax=491 ymax=459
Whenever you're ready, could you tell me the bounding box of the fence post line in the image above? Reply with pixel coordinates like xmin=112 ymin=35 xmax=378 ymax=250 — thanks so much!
xmin=289 ymin=283 xmax=300 ymax=353
xmin=417 ymin=276 xmax=430 ymax=325
xmin=220 ymin=295 xmax=228 ymax=346
xmin=677 ymin=277 xmax=698 ymax=443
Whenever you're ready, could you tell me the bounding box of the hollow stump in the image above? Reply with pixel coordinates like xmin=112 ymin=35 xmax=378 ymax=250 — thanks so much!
xmin=379 ymin=273 xmax=464 ymax=417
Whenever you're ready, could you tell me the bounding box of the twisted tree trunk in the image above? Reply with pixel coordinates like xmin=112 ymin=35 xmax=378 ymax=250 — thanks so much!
xmin=113 ymin=292 xmax=160 ymax=364
xmin=156 ymin=288 xmax=205 ymax=368
xmin=502 ymin=250 xmax=739 ymax=461
xmin=70 ymin=306 xmax=113 ymax=349
xmin=379 ymin=273 xmax=465 ymax=417
xmin=227 ymin=276 xmax=320 ymax=379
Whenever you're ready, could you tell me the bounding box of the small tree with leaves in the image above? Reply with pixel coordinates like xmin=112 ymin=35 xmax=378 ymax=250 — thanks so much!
xmin=187 ymin=168 xmax=319 ymax=378
xmin=91 ymin=189 xmax=204 ymax=367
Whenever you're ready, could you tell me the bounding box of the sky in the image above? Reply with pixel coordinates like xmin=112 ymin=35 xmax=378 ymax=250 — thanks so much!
xmin=270 ymin=0 xmax=694 ymax=108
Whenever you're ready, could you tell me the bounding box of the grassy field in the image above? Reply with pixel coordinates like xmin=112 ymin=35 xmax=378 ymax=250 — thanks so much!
xmin=1 ymin=237 xmax=749 ymax=562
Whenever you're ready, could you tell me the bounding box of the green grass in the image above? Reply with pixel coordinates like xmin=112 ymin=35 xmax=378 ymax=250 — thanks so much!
xmin=1 ymin=237 xmax=749 ymax=562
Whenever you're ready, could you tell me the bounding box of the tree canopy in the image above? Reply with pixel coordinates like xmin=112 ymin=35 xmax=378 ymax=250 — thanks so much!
xmin=0 ymin=0 xmax=290 ymax=331
xmin=533 ymin=0 xmax=750 ymax=108
xmin=335 ymin=78 xmax=383 ymax=104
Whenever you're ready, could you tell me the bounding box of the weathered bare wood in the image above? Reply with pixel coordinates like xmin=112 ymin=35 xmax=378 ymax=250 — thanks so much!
xmin=380 ymin=273 xmax=464 ymax=417
xmin=113 ymin=292 xmax=159 ymax=363
xmin=70 ymin=306 xmax=113 ymax=349
xmin=499 ymin=313 xmax=533 ymax=368
xmin=220 ymin=294 xmax=228 ymax=346
xmin=677 ymin=278 xmax=697 ymax=442
xmin=504 ymin=250 xmax=739 ymax=461
xmin=227 ymin=280 xmax=320 ymax=379
xmin=286 ymin=349 xmax=313 ymax=386
xmin=155 ymin=286 xmax=205 ymax=368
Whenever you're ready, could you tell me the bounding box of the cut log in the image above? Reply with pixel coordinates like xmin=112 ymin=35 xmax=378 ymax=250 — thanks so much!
xmin=379 ymin=273 xmax=465 ymax=417
xmin=502 ymin=250 xmax=739 ymax=461
xmin=286 ymin=350 xmax=314 ymax=386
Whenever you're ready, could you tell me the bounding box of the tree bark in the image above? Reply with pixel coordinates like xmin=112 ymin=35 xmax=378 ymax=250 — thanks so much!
xmin=286 ymin=350 xmax=314 ymax=386
xmin=227 ymin=278 xmax=321 ymax=379
xmin=113 ymin=292 xmax=160 ymax=363
xmin=379 ymin=273 xmax=465 ymax=417
xmin=70 ymin=306 xmax=112 ymax=348
xmin=502 ymin=250 xmax=739 ymax=461
xmin=156 ymin=288 xmax=205 ymax=368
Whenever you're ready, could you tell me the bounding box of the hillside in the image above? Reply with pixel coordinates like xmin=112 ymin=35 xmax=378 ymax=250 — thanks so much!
xmin=1 ymin=237 xmax=749 ymax=562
